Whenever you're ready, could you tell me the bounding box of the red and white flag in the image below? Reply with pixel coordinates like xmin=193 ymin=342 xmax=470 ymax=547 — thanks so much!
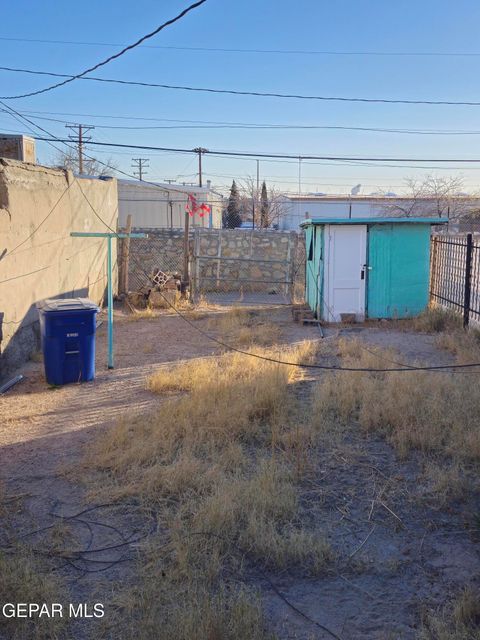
xmin=185 ymin=195 xmax=211 ymax=218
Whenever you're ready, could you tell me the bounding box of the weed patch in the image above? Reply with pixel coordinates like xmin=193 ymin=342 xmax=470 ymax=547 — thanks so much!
xmin=412 ymin=306 xmax=462 ymax=333
xmin=419 ymin=588 xmax=480 ymax=639
xmin=311 ymin=337 xmax=480 ymax=501
xmin=208 ymin=307 xmax=283 ymax=346
xmin=87 ymin=340 xmax=333 ymax=636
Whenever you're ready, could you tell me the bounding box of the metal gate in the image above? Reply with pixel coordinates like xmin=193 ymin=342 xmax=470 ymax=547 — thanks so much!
xmin=191 ymin=229 xmax=300 ymax=305
xmin=430 ymin=233 xmax=480 ymax=326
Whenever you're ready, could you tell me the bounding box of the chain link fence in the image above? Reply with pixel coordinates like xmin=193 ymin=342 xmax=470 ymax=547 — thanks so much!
xmin=190 ymin=228 xmax=300 ymax=305
xmin=121 ymin=229 xmax=187 ymax=292
xmin=119 ymin=228 xmax=306 ymax=306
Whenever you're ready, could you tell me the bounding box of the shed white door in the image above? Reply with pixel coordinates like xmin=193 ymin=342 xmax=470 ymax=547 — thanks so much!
xmin=324 ymin=225 xmax=367 ymax=322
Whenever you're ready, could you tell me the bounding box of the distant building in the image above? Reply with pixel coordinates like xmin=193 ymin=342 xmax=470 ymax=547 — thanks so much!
xmin=0 ymin=134 xmax=36 ymax=163
xmin=117 ymin=179 xmax=223 ymax=229
xmin=278 ymin=194 xmax=480 ymax=230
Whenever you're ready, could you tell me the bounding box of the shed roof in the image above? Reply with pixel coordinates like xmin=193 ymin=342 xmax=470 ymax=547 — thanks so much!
xmin=301 ymin=217 xmax=447 ymax=227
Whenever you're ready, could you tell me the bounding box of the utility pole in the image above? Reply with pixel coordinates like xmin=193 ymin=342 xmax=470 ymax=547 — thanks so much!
xmin=66 ymin=123 xmax=94 ymax=174
xmin=131 ymin=158 xmax=149 ymax=181
xmin=193 ymin=147 xmax=208 ymax=187
xmin=298 ymin=157 xmax=302 ymax=194
xmin=164 ymin=178 xmax=176 ymax=184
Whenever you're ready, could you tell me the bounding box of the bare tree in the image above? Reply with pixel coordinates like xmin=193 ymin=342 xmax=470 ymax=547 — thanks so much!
xmin=238 ymin=177 xmax=289 ymax=228
xmin=381 ymin=175 xmax=480 ymax=220
xmin=52 ymin=148 xmax=118 ymax=177
xmin=264 ymin=184 xmax=289 ymax=228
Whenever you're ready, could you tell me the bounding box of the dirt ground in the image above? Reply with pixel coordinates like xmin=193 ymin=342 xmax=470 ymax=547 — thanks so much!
xmin=1 ymin=305 xmax=479 ymax=639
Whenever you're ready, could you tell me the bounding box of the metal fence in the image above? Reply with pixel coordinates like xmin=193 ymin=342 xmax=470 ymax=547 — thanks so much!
xmin=120 ymin=228 xmax=306 ymax=306
xmin=190 ymin=229 xmax=301 ymax=305
xmin=430 ymin=233 xmax=480 ymax=326
xmin=191 ymin=256 xmax=294 ymax=305
xmin=121 ymin=230 xmax=186 ymax=292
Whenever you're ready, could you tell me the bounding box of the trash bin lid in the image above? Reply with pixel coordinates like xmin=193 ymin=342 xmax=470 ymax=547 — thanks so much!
xmin=36 ymin=298 xmax=100 ymax=313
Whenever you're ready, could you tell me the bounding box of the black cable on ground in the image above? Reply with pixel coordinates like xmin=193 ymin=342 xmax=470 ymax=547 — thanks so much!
xmin=4 ymin=101 xmax=480 ymax=374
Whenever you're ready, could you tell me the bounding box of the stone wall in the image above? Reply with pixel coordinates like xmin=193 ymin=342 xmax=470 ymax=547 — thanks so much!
xmin=0 ymin=159 xmax=118 ymax=380
xmin=120 ymin=227 xmax=304 ymax=300
xmin=193 ymin=229 xmax=298 ymax=294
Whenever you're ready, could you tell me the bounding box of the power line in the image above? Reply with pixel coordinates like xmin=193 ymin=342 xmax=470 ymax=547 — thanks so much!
xmin=28 ymin=137 xmax=480 ymax=164
xmin=2 ymin=36 xmax=480 ymax=58
xmin=2 ymin=65 xmax=480 ymax=106
xmin=74 ymin=172 xmax=480 ymax=374
xmin=0 ymin=1 xmax=207 ymax=100
xmin=5 ymin=112 xmax=479 ymax=171
xmin=5 ymin=100 xmax=480 ymax=374
xmin=14 ymin=108 xmax=480 ymax=136
xmin=0 ymin=101 xmax=209 ymax=200
xmin=6 ymin=108 xmax=480 ymax=135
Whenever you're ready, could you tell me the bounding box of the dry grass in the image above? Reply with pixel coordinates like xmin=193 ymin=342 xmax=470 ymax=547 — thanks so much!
xmin=423 ymin=461 xmax=468 ymax=503
xmin=94 ymin=341 xmax=318 ymax=505
xmin=436 ymin=327 xmax=480 ymax=363
xmin=111 ymin=581 xmax=274 ymax=640
xmin=412 ymin=305 xmax=463 ymax=333
xmin=419 ymin=588 xmax=480 ymax=639
xmin=208 ymin=307 xmax=283 ymax=346
xmin=88 ymin=339 xmax=332 ymax=637
xmin=311 ymin=337 xmax=480 ymax=500
xmin=126 ymin=306 xmax=158 ymax=321
xmin=0 ymin=551 xmax=67 ymax=640
xmin=0 ymin=488 xmax=68 ymax=639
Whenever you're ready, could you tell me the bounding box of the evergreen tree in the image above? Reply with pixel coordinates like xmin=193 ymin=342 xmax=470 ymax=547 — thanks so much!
xmin=223 ymin=180 xmax=242 ymax=228
xmin=260 ymin=181 xmax=269 ymax=227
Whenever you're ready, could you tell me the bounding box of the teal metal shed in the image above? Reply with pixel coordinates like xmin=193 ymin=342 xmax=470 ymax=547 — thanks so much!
xmin=301 ymin=217 xmax=446 ymax=322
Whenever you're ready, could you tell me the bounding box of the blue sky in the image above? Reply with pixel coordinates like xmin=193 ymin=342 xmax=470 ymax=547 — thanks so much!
xmin=2 ymin=0 xmax=480 ymax=194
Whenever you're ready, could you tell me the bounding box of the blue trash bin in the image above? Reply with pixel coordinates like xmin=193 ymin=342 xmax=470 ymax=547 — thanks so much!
xmin=37 ymin=298 xmax=100 ymax=385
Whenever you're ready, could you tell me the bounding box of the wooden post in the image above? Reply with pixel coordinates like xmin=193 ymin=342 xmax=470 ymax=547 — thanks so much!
xmin=120 ymin=214 xmax=132 ymax=294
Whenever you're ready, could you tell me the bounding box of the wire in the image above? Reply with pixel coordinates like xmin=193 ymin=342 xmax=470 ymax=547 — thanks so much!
xmin=3 ymin=64 xmax=480 ymax=106
xmin=6 ymin=108 xmax=480 ymax=173
xmin=0 ymin=1 xmax=207 ymax=100
xmin=28 ymin=137 xmax=480 ymax=164
xmin=0 ymin=101 xmax=206 ymax=199
xmin=6 ymin=108 xmax=480 ymax=136
xmin=66 ymin=178 xmax=480 ymax=374
xmin=0 ymin=265 xmax=51 ymax=285
xmin=16 ymin=108 xmax=480 ymax=137
xmin=0 ymin=179 xmax=74 ymax=260
xmin=3 ymin=36 xmax=480 ymax=58
xmin=5 ymin=99 xmax=479 ymax=374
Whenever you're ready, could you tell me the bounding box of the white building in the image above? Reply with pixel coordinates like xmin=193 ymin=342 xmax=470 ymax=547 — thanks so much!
xmin=278 ymin=194 xmax=480 ymax=230
xmin=118 ymin=179 xmax=223 ymax=229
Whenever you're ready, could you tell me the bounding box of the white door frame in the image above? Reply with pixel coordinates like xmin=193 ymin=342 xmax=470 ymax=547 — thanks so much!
xmin=323 ymin=224 xmax=367 ymax=322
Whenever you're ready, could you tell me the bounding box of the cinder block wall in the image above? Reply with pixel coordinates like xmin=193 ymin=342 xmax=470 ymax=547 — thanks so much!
xmin=0 ymin=159 xmax=118 ymax=380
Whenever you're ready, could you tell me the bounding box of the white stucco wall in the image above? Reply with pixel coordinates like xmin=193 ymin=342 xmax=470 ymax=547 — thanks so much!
xmin=279 ymin=195 xmax=480 ymax=230
xmin=279 ymin=198 xmax=396 ymax=230
xmin=118 ymin=180 xmax=222 ymax=229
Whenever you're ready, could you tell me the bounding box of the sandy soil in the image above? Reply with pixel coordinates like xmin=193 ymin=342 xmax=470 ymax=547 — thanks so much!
xmin=1 ymin=306 xmax=479 ymax=639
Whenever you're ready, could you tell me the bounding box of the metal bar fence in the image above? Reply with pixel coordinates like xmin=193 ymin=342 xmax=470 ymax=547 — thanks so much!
xmin=430 ymin=233 xmax=480 ymax=326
